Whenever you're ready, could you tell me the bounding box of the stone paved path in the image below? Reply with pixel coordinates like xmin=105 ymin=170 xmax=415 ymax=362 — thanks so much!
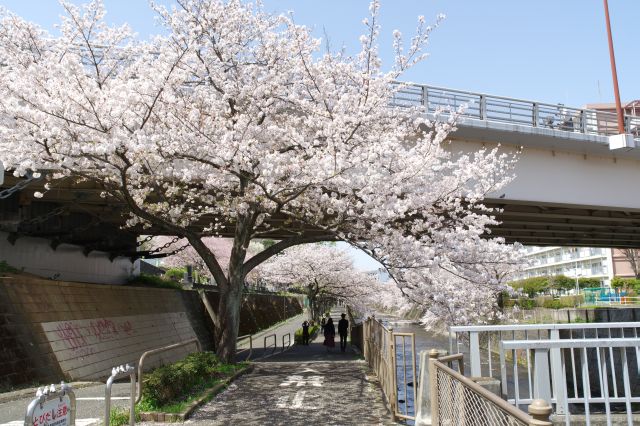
xmin=142 ymin=313 xmax=396 ymax=426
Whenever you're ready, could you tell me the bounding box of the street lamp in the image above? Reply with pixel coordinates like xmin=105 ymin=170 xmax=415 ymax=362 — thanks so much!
xmin=603 ymin=0 xmax=624 ymax=134
xmin=574 ymin=261 xmax=582 ymax=294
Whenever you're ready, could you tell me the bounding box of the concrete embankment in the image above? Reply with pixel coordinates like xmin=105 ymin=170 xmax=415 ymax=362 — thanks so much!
xmin=0 ymin=274 xmax=302 ymax=389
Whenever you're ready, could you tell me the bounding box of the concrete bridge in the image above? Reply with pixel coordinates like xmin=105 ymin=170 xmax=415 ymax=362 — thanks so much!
xmin=395 ymin=84 xmax=640 ymax=248
xmin=1 ymin=82 xmax=640 ymax=273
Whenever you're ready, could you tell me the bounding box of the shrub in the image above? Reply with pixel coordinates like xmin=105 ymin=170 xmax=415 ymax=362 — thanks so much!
xmin=542 ymin=299 xmax=564 ymax=309
xmin=0 ymin=260 xmax=19 ymax=274
xmin=548 ymin=275 xmax=575 ymax=291
xmin=542 ymin=298 xmax=576 ymax=309
xmin=509 ymin=277 xmax=549 ymax=297
xmin=611 ymin=276 xmax=640 ymax=292
xmin=142 ymin=352 xmax=221 ymax=407
xmin=535 ymin=295 xmax=552 ymax=307
xmin=516 ymin=298 xmax=537 ymax=310
xmin=578 ymin=277 xmax=602 ymax=288
xmin=126 ymin=274 xmax=182 ymax=290
xmin=294 ymin=325 xmax=319 ymax=344
xmin=559 ymin=294 xmax=584 ymax=307
xmin=164 ymin=267 xmax=187 ymax=282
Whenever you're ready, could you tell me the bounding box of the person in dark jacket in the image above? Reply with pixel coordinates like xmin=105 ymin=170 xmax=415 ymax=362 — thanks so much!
xmin=338 ymin=313 xmax=349 ymax=352
xmin=323 ymin=317 xmax=335 ymax=352
xmin=302 ymin=321 xmax=310 ymax=345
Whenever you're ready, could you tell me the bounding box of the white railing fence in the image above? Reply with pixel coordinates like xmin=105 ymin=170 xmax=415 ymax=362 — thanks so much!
xmin=450 ymin=322 xmax=640 ymax=424
xmin=501 ymin=339 xmax=640 ymax=426
xmin=392 ymin=83 xmax=640 ymax=140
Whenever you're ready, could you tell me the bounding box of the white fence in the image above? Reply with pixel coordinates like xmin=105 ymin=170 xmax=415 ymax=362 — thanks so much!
xmin=449 ymin=322 xmax=640 ymax=424
xmin=501 ymin=338 xmax=640 ymax=426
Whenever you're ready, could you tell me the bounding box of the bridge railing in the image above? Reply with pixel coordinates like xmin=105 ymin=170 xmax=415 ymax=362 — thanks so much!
xmin=392 ymin=83 xmax=640 ymax=139
xmin=501 ymin=338 xmax=640 ymax=425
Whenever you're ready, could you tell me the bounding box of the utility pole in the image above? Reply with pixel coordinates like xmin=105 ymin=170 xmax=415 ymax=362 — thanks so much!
xmin=603 ymin=0 xmax=625 ymax=134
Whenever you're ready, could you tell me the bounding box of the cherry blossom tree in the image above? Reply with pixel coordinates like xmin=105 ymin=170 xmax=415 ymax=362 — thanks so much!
xmin=0 ymin=0 xmax=518 ymax=361
xmin=259 ymin=244 xmax=403 ymax=321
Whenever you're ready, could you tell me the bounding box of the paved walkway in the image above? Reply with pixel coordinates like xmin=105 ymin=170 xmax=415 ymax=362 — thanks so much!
xmin=144 ymin=313 xmax=396 ymax=426
xmin=235 ymin=313 xmax=305 ymax=361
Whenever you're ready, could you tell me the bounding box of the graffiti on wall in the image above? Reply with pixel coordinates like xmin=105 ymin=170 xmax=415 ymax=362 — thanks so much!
xmin=42 ymin=312 xmax=197 ymax=379
xmin=53 ymin=318 xmax=134 ymax=356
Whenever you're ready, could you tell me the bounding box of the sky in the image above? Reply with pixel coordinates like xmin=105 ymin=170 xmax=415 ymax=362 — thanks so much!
xmin=1 ymin=0 xmax=637 ymax=107
xmin=1 ymin=0 xmax=637 ymax=271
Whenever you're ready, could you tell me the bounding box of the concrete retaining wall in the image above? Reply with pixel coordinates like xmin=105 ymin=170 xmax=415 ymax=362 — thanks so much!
xmin=0 ymin=231 xmax=133 ymax=284
xmin=0 ymin=275 xmax=301 ymax=389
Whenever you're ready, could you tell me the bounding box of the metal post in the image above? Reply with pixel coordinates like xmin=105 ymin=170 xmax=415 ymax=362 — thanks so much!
xmin=428 ymin=349 xmax=440 ymax=426
xmin=532 ymin=348 xmax=552 ymax=404
xmin=549 ymin=330 xmax=566 ymax=414
xmin=106 ymin=364 xmax=136 ymax=426
xmin=528 ymin=399 xmax=553 ymax=424
xmin=602 ymin=0 xmax=625 ymax=134
xmin=469 ymin=331 xmax=482 ymax=377
xmin=389 ymin=327 xmax=397 ymax=419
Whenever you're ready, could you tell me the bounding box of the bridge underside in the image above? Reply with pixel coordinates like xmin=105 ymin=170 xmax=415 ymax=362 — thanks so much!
xmin=486 ymin=199 xmax=640 ymax=248
xmin=2 ymin=173 xmax=640 ymax=259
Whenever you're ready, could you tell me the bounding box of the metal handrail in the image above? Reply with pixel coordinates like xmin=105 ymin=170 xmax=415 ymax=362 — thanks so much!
xmin=430 ymin=358 xmax=551 ymax=426
xmin=282 ymin=333 xmax=291 ymax=351
xmin=135 ymin=338 xmax=201 ymax=403
xmin=501 ymin=337 xmax=640 ymax=350
xmin=450 ymin=321 xmax=640 ymax=333
xmin=264 ymin=333 xmax=277 ymax=355
xmin=236 ymin=334 xmax=253 ymax=361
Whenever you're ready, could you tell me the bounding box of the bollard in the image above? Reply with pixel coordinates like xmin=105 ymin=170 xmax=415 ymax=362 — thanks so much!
xmin=528 ymin=398 xmax=553 ymax=425
xmin=105 ymin=364 xmax=136 ymax=426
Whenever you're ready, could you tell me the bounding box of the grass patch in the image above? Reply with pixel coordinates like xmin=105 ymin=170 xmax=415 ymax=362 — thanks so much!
xmin=109 ymin=407 xmax=140 ymax=426
xmin=137 ymin=352 xmax=247 ymax=414
xmin=0 ymin=260 xmax=19 ymax=274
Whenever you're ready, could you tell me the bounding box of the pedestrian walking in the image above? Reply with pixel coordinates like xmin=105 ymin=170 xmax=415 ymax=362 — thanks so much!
xmin=323 ymin=317 xmax=335 ymax=352
xmin=302 ymin=320 xmax=310 ymax=345
xmin=320 ymin=315 xmax=327 ymax=333
xmin=338 ymin=313 xmax=349 ymax=352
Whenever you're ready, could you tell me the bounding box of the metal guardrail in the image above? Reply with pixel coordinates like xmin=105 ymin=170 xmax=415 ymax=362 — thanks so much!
xmin=428 ymin=351 xmax=552 ymax=426
xmin=105 ymin=364 xmax=136 ymax=426
xmin=135 ymin=338 xmax=202 ymax=404
xmin=501 ymin=338 xmax=640 ymax=426
xmin=392 ymin=83 xmax=640 ymax=140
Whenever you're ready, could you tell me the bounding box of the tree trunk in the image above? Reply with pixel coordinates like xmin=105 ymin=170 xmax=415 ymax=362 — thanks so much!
xmin=215 ymin=277 xmax=243 ymax=362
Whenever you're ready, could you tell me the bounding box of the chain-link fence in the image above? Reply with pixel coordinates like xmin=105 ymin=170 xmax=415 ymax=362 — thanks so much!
xmin=429 ymin=354 xmax=552 ymax=426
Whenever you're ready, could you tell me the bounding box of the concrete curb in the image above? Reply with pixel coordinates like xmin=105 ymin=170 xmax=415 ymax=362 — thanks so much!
xmin=138 ymin=364 xmax=254 ymax=422
xmin=0 ymin=381 xmax=100 ymax=404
